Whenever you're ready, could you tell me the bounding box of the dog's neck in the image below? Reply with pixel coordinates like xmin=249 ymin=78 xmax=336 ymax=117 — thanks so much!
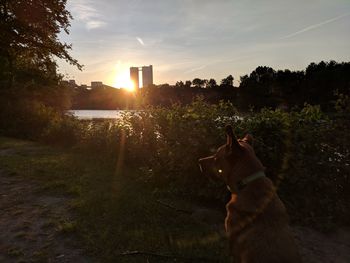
xmin=226 ymin=141 xmax=265 ymax=192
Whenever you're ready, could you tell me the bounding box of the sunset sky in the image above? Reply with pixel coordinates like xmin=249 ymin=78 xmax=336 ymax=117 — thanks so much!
xmin=58 ymin=0 xmax=350 ymax=87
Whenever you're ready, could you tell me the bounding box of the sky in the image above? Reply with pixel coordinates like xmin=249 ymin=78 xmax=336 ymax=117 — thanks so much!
xmin=58 ymin=0 xmax=350 ymax=87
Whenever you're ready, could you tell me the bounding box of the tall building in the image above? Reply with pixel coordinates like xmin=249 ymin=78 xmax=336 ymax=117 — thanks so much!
xmin=142 ymin=65 xmax=153 ymax=88
xmin=130 ymin=67 xmax=139 ymax=89
xmin=130 ymin=65 xmax=153 ymax=89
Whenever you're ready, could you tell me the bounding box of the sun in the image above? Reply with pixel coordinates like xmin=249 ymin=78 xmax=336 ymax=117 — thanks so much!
xmin=113 ymin=71 xmax=135 ymax=92
xmin=112 ymin=63 xmax=136 ymax=92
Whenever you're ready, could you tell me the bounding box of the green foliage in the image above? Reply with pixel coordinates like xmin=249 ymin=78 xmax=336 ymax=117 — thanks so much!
xmin=237 ymin=109 xmax=290 ymax=182
xmin=334 ymin=90 xmax=350 ymax=115
xmin=41 ymin=114 xmax=82 ymax=147
xmin=283 ymin=105 xmax=349 ymax=228
xmin=1 ymin=97 xmax=348 ymax=229
xmin=0 ymin=0 xmax=81 ymax=88
xmin=0 ymin=97 xmax=80 ymax=146
xmin=299 ymin=103 xmax=324 ymax=121
xmin=116 ymin=100 xmax=348 ymax=228
xmin=115 ymin=99 xmax=237 ymax=197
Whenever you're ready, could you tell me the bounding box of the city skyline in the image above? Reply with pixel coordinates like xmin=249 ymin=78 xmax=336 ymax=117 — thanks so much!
xmin=58 ymin=0 xmax=350 ymax=87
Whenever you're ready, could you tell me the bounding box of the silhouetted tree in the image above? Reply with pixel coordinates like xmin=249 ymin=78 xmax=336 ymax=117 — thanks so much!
xmin=192 ymin=78 xmax=205 ymax=88
xmin=69 ymin=61 xmax=350 ymax=111
xmin=0 ymin=0 xmax=81 ymax=89
xmin=175 ymin=81 xmax=185 ymax=88
xmin=220 ymin=75 xmax=234 ymax=87
xmin=237 ymin=61 xmax=350 ymax=110
xmin=207 ymin=78 xmax=217 ymax=89
xmin=185 ymin=80 xmax=192 ymax=88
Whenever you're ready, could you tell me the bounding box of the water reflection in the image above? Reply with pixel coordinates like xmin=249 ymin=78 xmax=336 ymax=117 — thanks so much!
xmin=68 ymin=110 xmax=132 ymax=119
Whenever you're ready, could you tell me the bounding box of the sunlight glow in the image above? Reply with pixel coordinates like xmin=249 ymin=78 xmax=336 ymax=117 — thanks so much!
xmin=112 ymin=62 xmax=136 ymax=92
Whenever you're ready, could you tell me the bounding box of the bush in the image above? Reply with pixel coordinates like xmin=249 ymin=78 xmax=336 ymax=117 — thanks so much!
xmin=0 ymin=99 xmax=58 ymax=139
xmin=1 ymin=96 xmax=348 ymax=228
xmin=112 ymin=100 xmax=349 ymax=228
xmin=281 ymin=105 xmax=350 ymax=228
xmin=41 ymin=114 xmax=82 ymax=147
xmin=0 ymin=97 xmax=82 ymax=146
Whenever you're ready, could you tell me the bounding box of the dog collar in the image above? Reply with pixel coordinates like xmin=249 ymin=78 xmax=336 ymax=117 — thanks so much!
xmin=227 ymin=171 xmax=266 ymax=192
xmin=237 ymin=171 xmax=266 ymax=190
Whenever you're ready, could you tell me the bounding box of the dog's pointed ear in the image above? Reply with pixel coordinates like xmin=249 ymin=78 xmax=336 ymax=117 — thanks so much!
xmin=225 ymin=125 xmax=241 ymax=151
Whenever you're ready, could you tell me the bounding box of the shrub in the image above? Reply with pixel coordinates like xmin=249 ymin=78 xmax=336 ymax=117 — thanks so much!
xmin=112 ymin=100 xmax=349 ymax=228
xmin=0 ymin=99 xmax=59 ymax=140
xmin=1 ymin=96 xmax=348 ymax=228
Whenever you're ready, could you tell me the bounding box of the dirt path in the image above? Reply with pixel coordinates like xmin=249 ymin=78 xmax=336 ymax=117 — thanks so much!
xmin=0 ymin=169 xmax=91 ymax=262
xmin=293 ymin=226 xmax=350 ymax=263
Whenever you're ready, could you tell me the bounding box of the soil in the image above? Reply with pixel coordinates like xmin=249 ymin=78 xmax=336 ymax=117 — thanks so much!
xmin=0 ymin=161 xmax=92 ymax=262
xmin=293 ymin=226 xmax=350 ymax=263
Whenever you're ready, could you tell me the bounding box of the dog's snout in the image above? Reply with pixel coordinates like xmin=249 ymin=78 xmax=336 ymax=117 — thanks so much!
xmin=198 ymin=156 xmax=215 ymax=173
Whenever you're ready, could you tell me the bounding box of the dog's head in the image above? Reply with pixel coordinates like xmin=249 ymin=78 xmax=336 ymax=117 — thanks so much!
xmin=198 ymin=125 xmax=258 ymax=187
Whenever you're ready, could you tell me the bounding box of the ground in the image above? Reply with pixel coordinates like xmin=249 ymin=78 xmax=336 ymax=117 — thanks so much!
xmin=0 ymin=169 xmax=90 ymax=262
xmin=0 ymin=138 xmax=93 ymax=262
xmin=0 ymin=137 xmax=349 ymax=262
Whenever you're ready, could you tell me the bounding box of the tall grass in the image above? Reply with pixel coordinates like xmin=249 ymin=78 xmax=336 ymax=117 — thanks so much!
xmin=0 ymin=97 xmax=349 ymax=228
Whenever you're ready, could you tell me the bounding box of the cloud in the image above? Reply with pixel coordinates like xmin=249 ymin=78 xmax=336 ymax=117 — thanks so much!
xmin=184 ymin=64 xmax=207 ymax=74
xmin=86 ymin=20 xmax=107 ymax=29
xmin=136 ymin=37 xmax=145 ymax=46
xmin=70 ymin=0 xmax=107 ymax=30
xmin=281 ymin=12 xmax=350 ymax=39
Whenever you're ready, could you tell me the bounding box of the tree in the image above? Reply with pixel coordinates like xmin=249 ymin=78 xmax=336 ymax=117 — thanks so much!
xmin=238 ymin=67 xmax=277 ymax=109
xmin=192 ymin=78 xmax=203 ymax=88
xmin=175 ymin=81 xmax=185 ymax=88
xmin=0 ymin=0 xmax=81 ymax=88
xmin=185 ymin=80 xmax=192 ymax=88
xmin=220 ymin=75 xmax=234 ymax=87
xmin=207 ymin=78 xmax=217 ymax=88
xmin=202 ymin=79 xmax=208 ymax=88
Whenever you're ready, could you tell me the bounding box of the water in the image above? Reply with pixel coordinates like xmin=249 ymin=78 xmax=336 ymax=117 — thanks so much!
xmin=68 ymin=110 xmax=127 ymax=119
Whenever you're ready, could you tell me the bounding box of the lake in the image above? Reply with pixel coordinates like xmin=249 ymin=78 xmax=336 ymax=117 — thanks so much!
xmin=68 ymin=110 xmax=127 ymax=119
xmin=69 ymin=110 xmax=244 ymax=121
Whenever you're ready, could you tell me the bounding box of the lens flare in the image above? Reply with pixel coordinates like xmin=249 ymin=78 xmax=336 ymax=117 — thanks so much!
xmin=112 ymin=62 xmax=135 ymax=92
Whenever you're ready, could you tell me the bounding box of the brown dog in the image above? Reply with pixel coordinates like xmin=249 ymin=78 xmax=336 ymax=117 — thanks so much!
xmin=199 ymin=125 xmax=302 ymax=263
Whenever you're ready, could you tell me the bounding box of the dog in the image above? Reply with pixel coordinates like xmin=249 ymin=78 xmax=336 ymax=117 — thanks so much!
xmin=199 ymin=125 xmax=302 ymax=263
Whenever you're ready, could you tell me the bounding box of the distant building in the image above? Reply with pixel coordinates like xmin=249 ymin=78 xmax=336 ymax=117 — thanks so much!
xmin=62 ymin=79 xmax=77 ymax=88
xmin=91 ymin=81 xmax=103 ymax=88
xmin=130 ymin=67 xmax=139 ymax=89
xmin=142 ymin=65 xmax=153 ymax=88
xmin=130 ymin=65 xmax=153 ymax=89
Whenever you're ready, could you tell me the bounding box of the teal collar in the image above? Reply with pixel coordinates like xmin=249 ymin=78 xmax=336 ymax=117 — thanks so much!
xmin=237 ymin=171 xmax=265 ymax=190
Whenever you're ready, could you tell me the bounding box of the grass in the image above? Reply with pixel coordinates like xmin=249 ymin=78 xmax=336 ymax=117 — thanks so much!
xmin=56 ymin=220 xmax=77 ymax=234
xmin=6 ymin=247 xmax=24 ymax=257
xmin=0 ymin=136 xmax=229 ymax=262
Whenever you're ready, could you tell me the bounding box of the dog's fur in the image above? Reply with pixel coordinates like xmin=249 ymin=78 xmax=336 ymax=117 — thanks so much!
xmin=199 ymin=126 xmax=301 ymax=263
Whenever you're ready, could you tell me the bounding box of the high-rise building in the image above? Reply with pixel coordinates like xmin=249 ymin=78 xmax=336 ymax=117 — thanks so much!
xmin=130 ymin=67 xmax=139 ymax=89
xmin=142 ymin=65 xmax=153 ymax=88
xmin=130 ymin=65 xmax=153 ymax=89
